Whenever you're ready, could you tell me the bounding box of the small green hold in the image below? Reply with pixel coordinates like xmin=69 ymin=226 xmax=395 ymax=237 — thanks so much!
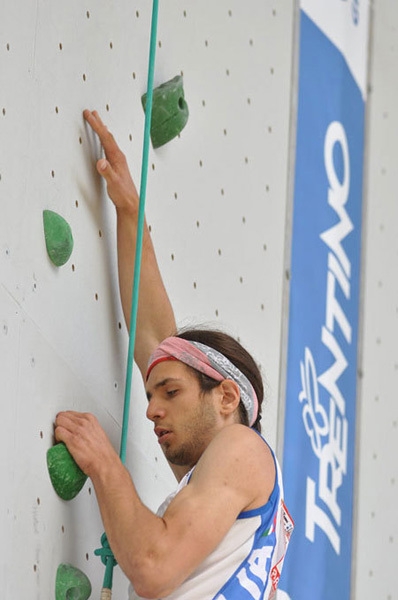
xmin=142 ymin=75 xmax=189 ymax=148
xmin=43 ymin=209 xmax=74 ymax=266
xmin=55 ymin=563 xmax=92 ymax=600
xmin=47 ymin=443 xmax=87 ymax=501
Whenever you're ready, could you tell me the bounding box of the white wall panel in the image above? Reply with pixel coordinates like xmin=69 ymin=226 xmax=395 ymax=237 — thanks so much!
xmin=0 ymin=1 xmax=295 ymax=597
xmin=354 ymin=2 xmax=398 ymax=599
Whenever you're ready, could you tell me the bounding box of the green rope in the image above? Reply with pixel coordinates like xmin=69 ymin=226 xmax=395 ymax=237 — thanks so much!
xmin=96 ymin=0 xmax=159 ymax=593
xmin=95 ymin=533 xmax=117 ymax=588
xmin=120 ymin=0 xmax=159 ymax=465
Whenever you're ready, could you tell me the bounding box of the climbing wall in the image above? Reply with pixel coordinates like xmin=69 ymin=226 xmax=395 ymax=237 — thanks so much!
xmin=353 ymin=2 xmax=398 ymax=598
xmin=0 ymin=1 xmax=295 ymax=597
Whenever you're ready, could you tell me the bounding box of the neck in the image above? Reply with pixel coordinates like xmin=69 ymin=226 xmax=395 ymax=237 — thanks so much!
xmin=170 ymin=463 xmax=194 ymax=482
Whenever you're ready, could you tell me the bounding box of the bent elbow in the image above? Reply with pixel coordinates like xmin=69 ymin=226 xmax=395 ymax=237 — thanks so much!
xmin=133 ymin=580 xmax=175 ymax=600
xmin=126 ymin=558 xmax=177 ymax=599
xmin=133 ymin=585 xmax=159 ymax=599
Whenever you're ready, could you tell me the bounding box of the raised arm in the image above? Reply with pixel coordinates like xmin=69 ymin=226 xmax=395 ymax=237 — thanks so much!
xmin=83 ymin=110 xmax=176 ymax=377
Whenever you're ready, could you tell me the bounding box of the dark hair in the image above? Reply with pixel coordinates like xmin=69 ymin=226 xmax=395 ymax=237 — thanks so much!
xmin=176 ymin=328 xmax=264 ymax=432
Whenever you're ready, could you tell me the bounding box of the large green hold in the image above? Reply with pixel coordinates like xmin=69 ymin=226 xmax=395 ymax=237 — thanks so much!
xmin=47 ymin=443 xmax=87 ymax=501
xmin=43 ymin=209 xmax=74 ymax=266
xmin=142 ymin=75 xmax=189 ymax=148
xmin=55 ymin=563 xmax=92 ymax=600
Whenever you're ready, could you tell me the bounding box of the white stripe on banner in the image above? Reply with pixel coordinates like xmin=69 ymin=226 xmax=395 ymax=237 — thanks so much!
xmin=278 ymin=3 xmax=369 ymax=600
xmin=302 ymin=0 xmax=370 ymax=98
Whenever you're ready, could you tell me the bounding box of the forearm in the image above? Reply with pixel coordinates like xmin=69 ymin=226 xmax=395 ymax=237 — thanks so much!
xmin=91 ymin=460 xmax=175 ymax=598
xmin=82 ymin=110 xmax=176 ymax=377
xmin=116 ymin=206 xmax=176 ymax=376
xmin=55 ymin=411 xmax=178 ymax=596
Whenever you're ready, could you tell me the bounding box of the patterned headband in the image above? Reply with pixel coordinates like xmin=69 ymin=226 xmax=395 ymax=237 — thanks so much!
xmin=146 ymin=336 xmax=259 ymax=426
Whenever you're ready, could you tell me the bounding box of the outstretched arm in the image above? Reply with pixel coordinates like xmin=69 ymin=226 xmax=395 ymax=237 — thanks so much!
xmin=83 ymin=110 xmax=176 ymax=378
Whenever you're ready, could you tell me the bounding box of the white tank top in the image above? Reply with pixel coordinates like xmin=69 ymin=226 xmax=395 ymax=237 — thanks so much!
xmin=129 ymin=436 xmax=293 ymax=600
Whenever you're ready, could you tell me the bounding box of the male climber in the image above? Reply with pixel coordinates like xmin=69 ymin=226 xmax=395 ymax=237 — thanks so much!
xmin=54 ymin=110 xmax=293 ymax=599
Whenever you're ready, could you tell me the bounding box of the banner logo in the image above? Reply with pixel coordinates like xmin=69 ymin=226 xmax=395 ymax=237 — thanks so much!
xmin=279 ymin=8 xmax=368 ymax=598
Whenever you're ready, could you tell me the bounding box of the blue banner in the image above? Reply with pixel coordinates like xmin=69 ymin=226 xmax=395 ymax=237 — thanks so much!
xmin=279 ymin=8 xmax=367 ymax=600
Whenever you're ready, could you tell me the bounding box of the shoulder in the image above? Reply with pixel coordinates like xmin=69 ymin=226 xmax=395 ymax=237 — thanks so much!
xmin=192 ymin=424 xmax=276 ymax=512
xmin=206 ymin=424 xmax=273 ymax=463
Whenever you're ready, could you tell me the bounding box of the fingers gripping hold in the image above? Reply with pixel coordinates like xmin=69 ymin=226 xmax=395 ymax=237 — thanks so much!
xmin=54 ymin=412 xmax=114 ymax=478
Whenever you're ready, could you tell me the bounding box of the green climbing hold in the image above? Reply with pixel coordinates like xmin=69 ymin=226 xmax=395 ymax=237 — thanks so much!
xmin=142 ymin=75 xmax=189 ymax=148
xmin=47 ymin=443 xmax=87 ymax=501
xmin=55 ymin=563 xmax=92 ymax=600
xmin=43 ymin=209 xmax=74 ymax=266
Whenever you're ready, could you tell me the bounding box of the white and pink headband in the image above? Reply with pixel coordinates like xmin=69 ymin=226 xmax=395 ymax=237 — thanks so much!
xmin=147 ymin=336 xmax=259 ymax=427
